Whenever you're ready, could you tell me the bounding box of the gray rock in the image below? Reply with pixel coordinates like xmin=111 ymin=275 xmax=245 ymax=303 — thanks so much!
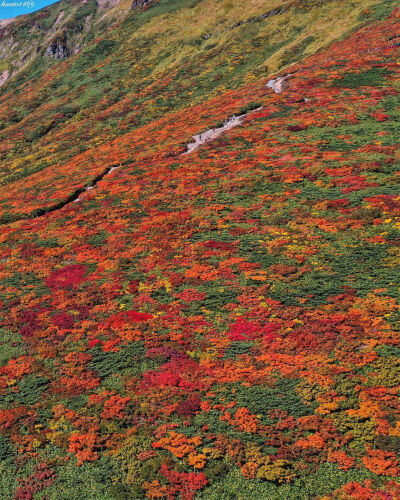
xmin=131 ymin=0 xmax=153 ymax=8
xmin=46 ymin=40 xmax=70 ymax=59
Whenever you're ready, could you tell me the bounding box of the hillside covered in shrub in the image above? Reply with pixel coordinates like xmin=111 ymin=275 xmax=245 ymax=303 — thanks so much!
xmin=0 ymin=0 xmax=399 ymax=498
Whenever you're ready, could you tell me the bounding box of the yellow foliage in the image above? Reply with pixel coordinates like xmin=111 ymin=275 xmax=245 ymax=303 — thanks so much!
xmin=256 ymin=456 xmax=296 ymax=483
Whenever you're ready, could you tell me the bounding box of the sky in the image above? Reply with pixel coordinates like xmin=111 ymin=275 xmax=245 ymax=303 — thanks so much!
xmin=0 ymin=0 xmax=58 ymax=20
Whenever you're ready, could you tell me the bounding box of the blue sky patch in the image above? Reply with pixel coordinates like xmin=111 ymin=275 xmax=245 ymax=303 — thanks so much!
xmin=0 ymin=0 xmax=58 ymax=20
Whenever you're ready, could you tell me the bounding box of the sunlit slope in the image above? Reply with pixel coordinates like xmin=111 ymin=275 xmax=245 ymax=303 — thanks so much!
xmin=0 ymin=7 xmax=399 ymax=499
xmin=0 ymin=0 xmax=395 ymax=200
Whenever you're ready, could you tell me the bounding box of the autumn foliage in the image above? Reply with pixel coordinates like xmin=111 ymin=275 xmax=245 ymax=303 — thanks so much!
xmin=0 ymin=2 xmax=399 ymax=499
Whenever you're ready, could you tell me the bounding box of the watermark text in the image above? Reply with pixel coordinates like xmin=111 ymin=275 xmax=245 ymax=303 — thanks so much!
xmin=1 ymin=1 xmax=35 ymax=8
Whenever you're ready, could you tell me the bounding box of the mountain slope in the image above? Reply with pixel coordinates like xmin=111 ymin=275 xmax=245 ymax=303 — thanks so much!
xmin=0 ymin=0 xmax=135 ymax=87
xmin=0 ymin=1 xmax=399 ymax=499
xmin=0 ymin=0 xmax=395 ymax=218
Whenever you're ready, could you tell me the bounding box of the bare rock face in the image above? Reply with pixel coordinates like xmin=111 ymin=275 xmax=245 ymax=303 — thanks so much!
xmin=0 ymin=18 xmax=15 ymax=29
xmin=0 ymin=70 xmax=9 ymax=88
xmin=131 ymin=0 xmax=153 ymax=8
xmin=46 ymin=40 xmax=70 ymax=59
xmin=96 ymin=0 xmax=121 ymax=7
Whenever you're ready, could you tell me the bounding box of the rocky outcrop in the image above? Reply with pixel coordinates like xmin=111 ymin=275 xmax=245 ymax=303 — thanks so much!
xmin=0 ymin=18 xmax=15 ymax=29
xmin=46 ymin=39 xmax=70 ymax=59
xmin=97 ymin=0 xmax=121 ymax=7
xmin=131 ymin=0 xmax=153 ymax=8
xmin=0 ymin=70 xmax=9 ymax=88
